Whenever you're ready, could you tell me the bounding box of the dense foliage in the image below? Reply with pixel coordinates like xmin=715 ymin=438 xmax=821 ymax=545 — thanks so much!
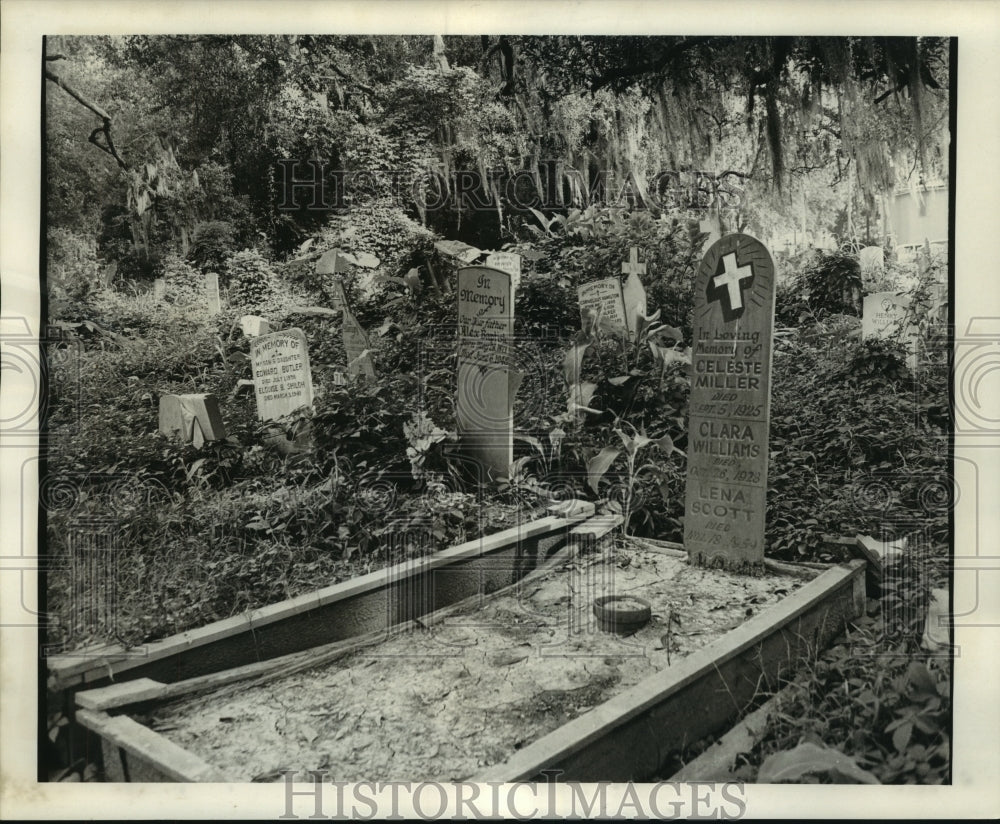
xmin=43 ymin=34 xmax=950 ymax=786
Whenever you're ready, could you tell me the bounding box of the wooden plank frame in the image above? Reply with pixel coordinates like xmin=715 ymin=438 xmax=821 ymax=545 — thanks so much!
xmin=474 ymin=559 xmax=866 ymax=781
xmin=73 ymin=558 xmax=865 ymax=783
xmin=49 ymin=503 xmax=594 ymax=693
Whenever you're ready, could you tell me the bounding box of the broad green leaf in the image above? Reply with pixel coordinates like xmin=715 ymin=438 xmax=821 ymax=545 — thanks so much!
xmin=653 ymin=431 xmax=678 ymax=455
xmin=892 ymin=721 xmax=913 ymax=753
xmin=513 ymin=433 xmax=545 ymax=457
xmin=186 ymin=458 xmax=207 ymax=481
xmin=528 ymin=207 xmax=553 ymax=233
xmin=649 ymin=323 xmax=684 ymax=342
xmin=568 ymin=381 xmax=598 ymax=409
xmin=905 ymin=662 xmax=938 ymax=697
xmin=563 ymin=332 xmax=593 ymax=385
xmin=758 ymin=742 xmax=880 ymax=784
xmin=587 ymin=447 xmax=621 ymax=494
xmin=650 ymin=343 xmax=691 ymax=367
xmin=625 ymin=433 xmax=651 ymax=458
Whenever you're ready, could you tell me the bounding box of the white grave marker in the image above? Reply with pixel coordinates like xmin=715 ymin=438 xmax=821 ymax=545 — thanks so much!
xmin=863 ymin=292 xmax=910 ymax=339
xmin=158 ymin=393 xmax=226 ymax=446
xmin=205 ymin=272 xmax=222 ymax=315
xmin=342 ymin=309 xmax=376 ymax=379
xmin=485 ymin=251 xmax=522 ymax=290
xmin=620 ymin=248 xmax=648 ymax=341
xmin=863 ymin=291 xmax=919 ymax=369
xmin=240 ymin=315 xmax=271 ymax=338
xmin=577 ymin=277 xmax=628 ymax=335
xmin=249 ymin=328 xmax=314 ymax=421
xmin=859 ymin=246 xmax=885 ymax=274
xmin=316 ymin=248 xmax=348 ymax=276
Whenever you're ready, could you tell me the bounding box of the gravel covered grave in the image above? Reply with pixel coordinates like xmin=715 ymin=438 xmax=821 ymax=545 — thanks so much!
xmin=148 ymin=540 xmax=806 ymax=782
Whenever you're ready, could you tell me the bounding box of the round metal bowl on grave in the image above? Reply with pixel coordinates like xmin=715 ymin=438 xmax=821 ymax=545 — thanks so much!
xmin=593 ymin=594 xmax=652 ymax=635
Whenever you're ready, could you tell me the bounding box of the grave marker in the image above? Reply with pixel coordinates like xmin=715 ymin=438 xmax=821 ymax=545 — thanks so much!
xmin=620 ymin=248 xmax=648 ymax=341
xmin=862 ymin=292 xmax=910 ymax=339
xmin=456 ymin=266 xmax=516 ymax=480
xmin=316 ymin=248 xmax=349 ymax=276
xmin=485 ymin=252 xmax=522 ymax=290
xmin=330 ymin=279 xmax=348 ymax=313
xmin=434 ymin=239 xmax=482 ymax=264
xmin=859 ymin=246 xmax=885 ymax=274
xmin=158 ymin=393 xmax=226 ymax=447
xmin=316 ymin=249 xmax=350 ymax=311
xmin=577 ymin=277 xmax=628 ymax=335
xmin=621 ymin=246 xmax=646 ymax=278
xmin=205 ymin=272 xmax=222 ymax=315
xmin=240 ymin=315 xmax=271 ymax=338
xmin=684 ymin=233 xmax=776 ymax=570
xmin=249 ymin=328 xmax=314 ymax=421
xmin=152 ymin=278 xmax=166 ymax=301
xmin=342 ymin=309 xmax=376 ymax=379
xmin=863 ymin=291 xmax=919 ymax=369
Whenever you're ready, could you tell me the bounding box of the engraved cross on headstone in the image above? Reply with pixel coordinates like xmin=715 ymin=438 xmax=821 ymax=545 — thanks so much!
xmin=710 ymin=252 xmax=754 ymax=318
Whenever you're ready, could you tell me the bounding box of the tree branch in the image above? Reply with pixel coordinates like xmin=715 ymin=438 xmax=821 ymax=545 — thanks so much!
xmin=321 ymin=63 xmax=375 ymax=96
xmin=46 ymin=68 xmax=127 ymax=169
xmin=590 ymin=36 xmax=717 ymax=92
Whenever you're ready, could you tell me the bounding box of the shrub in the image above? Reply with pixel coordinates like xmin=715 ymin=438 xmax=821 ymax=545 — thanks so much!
xmin=513 ymin=207 xmax=706 ymax=338
xmin=160 ymin=254 xmax=206 ymax=309
xmin=225 ymin=248 xmax=277 ymax=313
xmin=47 ymin=227 xmax=103 ymax=319
xmin=766 ymin=325 xmax=949 ymax=560
xmin=188 ymin=221 xmax=236 ymax=271
xmin=316 ymin=200 xmax=438 ymax=299
xmin=798 ymin=251 xmax=863 ymax=317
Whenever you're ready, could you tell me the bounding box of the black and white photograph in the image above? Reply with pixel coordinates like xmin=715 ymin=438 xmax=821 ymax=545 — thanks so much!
xmin=1 ymin=1 xmax=997 ymax=819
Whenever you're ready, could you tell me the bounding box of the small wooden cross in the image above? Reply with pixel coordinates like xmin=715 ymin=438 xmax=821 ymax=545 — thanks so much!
xmin=622 ymin=247 xmax=646 ymax=277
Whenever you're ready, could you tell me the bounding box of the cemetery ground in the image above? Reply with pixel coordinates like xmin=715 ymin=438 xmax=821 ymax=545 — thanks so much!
xmin=43 ymin=221 xmax=951 ymax=785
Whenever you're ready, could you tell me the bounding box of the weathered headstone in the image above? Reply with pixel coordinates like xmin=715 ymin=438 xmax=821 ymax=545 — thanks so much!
xmin=158 ymin=393 xmax=226 ymax=447
xmin=435 ymin=239 xmax=482 ymax=264
xmin=342 ymin=309 xmax=376 ymax=379
xmin=316 ymin=249 xmax=350 ymax=311
xmin=620 ymin=248 xmax=648 ymax=341
xmin=863 ymin=291 xmax=919 ymax=369
xmin=684 ymin=233 xmax=776 ymax=570
xmin=249 ymin=328 xmax=314 ymax=421
xmin=862 ymin=292 xmax=910 ymax=339
xmin=577 ymin=277 xmax=628 ymax=335
xmin=485 ymin=251 xmax=522 ymax=291
xmin=316 ymin=248 xmax=348 ymax=276
xmin=456 ymin=266 xmax=516 ymax=480
xmin=152 ymin=278 xmax=166 ymax=301
xmin=330 ymin=279 xmax=348 ymax=313
xmin=240 ymin=315 xmax=271 ymax=338
xmin=205 ymin=272 xmax=222 ymax=315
